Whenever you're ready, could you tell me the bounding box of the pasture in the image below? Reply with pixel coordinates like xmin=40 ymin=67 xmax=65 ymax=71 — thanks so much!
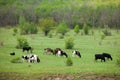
xmin=0 ymin=28 xmax=120 ymax=79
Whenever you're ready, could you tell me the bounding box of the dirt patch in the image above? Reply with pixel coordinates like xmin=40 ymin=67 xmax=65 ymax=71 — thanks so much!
xmin=0 ymin=72 xmax=120 ymax=80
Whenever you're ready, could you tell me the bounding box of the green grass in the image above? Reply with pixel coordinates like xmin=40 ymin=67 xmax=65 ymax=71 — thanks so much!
xmin=0 ymin=28 xmax=120 ymax=74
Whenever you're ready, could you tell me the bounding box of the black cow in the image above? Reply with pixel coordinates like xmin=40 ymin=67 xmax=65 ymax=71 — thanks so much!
xmin=102 ymin=53 xmax=112 ymax=60
xmin=22 ymin=46 xmax=32 ymax=53
xmin=72 ymin=50 xmax=81 ymax=58
xmin=44 ymin=48 xmax=54 ymax=55
xmin=10 ymin=52 xmax=15 ymax=56
xmin=95 ymin=54 xmax=105 ymax=62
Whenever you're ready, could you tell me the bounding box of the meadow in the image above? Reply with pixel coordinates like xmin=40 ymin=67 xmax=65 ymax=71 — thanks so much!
xmin=0 ymin=28 xmax=120 ymax=76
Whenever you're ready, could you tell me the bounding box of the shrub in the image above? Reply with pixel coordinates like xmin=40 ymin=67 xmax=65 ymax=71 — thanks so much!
xmin=83 ymin=23 xmax=89 ymax=35
xmin=102 ymin=29 xmax=112 ymax=36
xmin=13 ymin=27 xmax=18 ymax=36
xmin=48 ymin=31 xmax=53 ymax=38
xmin=29 ymin=22 xmax=38 ymax=34
xmin=65 ymin=37 xmax=74 ymax=49
xmin=11 ymin=57 xmax=22 ymax=63
xmin=74 ymin=25 xmax=80 ymax=34
xmin=59 ymin=34 xmax=64 ymax=39
xmin=16 ymin=36 xmax=29 ymax=49
xmin=66 ymin=57 xmax=73 ymax=66
xmin=117 ymin=54 xmax=120 ymax=67
xmin=101 ymin=32 xmax=106 ymax=40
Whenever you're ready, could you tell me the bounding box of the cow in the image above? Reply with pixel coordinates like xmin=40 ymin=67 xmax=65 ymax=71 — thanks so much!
xmin=29 ymin=54 xmax=40 ymax=63
xmin=72 ymin=50 xmax=81 ymax=58
xmin=22 ymin=55 xmax=29 ymax=62
xmin=10 ymin=52 xmax=15 ymax=56
xmin=22 ymin=54 xmax=40 ymax=63
xmin=102 ymin=53 xmax=112 ymax=61
xmin=95 ymin=54 xmax=105 ymax=62
xmin=22 ymin=46 xmax=32 ymax=53
xmin=57 ymin=50 xmax=68 ymax=58
xmin=54 ymin=48 xmax=62 ymax=55
xmin=44 ymin=48 xmax=54 ymax=55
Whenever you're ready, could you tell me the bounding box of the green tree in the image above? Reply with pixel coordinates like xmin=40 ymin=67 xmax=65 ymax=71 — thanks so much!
xmin=39 ymin=17 xmax=56 ymax=36
xmin=56 ymin=21 xmax=69 ymax=36
xmin=74 ymin=25 xmax=80 ymax=34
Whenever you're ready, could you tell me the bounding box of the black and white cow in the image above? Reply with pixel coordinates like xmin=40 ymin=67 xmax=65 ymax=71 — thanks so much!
xmin=10 ymin=52 xmax=15 ymax=56
xmin=102 ymin=53 xmax=112 ymax=61
xmin=22 ymin=46 xmax=32 ymax=53
xmin=95 ymin=54 xmax=105 ymax=62
xmin=72 ymin=50 xmax=81 ymax=58
xmin=44 ymin=48 xmax=54 ymax=55
xmin=29 ymin=54 xmax=40 ymax=63
xmin=22 ymin=54 xmax=40 ymax=63
xmin=57 ymin=50 xmax=68 ymax=58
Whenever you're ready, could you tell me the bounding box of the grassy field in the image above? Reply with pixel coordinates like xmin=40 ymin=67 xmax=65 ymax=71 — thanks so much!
xmin=0 ymin=28 xmax=120 ymax=76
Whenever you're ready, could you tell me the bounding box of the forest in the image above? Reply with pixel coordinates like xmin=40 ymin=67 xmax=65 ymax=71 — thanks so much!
xmin=0 ymin=0 xmax=120 ymax=29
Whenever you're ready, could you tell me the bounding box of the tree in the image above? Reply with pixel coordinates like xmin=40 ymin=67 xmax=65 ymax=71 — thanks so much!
xmin=56 ymin=21 xmax=69 ymax=36
xmin=74 ymin=25 xmax=80 ymax=34
xmin=39 ymin=17 xmax=56 ymax=36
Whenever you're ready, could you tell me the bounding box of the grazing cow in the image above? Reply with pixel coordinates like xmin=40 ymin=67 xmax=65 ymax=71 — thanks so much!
xmin=102 ymin=53 xmax=112 ymax=60
xmin=22 ymin=46 xmax=32 ymax=53
xmin=22 ymin=55 xmax=29 ymax=62
xmin=22 ymin=54 xmax=40 ymax=63
xmin=10 ymin=52 xmax=15 ymax=56
xmin=44 ymin=48 xmax=54 ymax=55
xmin=54 ymin=48 xmax=62 ymax=55
xmin=57 ymin=50 xmax=68 ymax=58
xmin=29 ymin=54 xmax=40 ymax=63
xmin=95 ymin=54 xmax=105 ymax=62
xmin=72 ymin=50 xmax=81 ymax=58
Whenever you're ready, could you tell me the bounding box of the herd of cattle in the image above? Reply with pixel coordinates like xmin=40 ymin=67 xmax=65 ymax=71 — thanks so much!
xmin=10 ymin=46 xmax=113 ymax=63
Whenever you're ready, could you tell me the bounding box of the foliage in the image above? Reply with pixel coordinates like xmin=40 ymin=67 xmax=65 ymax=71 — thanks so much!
xmin=0 ymin=0 xmax=120 ymax=29
xmin=66 ymin=57 xmax=73 ymax=66
xmin=16 ymin=36 xmax=29 ymax=49
xmin=83 ymin=23 xmax=89 ymax=35
xmin=56 ymin=21 xmax=69 ymax=36
xmin=74 ymin=25 xmax=80 ymax=34
xmin=39 ymin=17 xmax=56 ymax=36
xmin=101 ymin=32 xmax=106 ymax=40
xmin=117 ymin=54 xmax=120 ymax=67
xmin=19 ymin=16 xmax=38 ymax=34
xmin=13 ymin=27 xmax=18 ymax=36
xmin=65 ymin=36 xmax=74 ymax=49
xmin=48 ymin=31 xmax=53 ymax=38
xmin=11 ymin=57 xmax=22 ymax=63
xmin=102 ymin=29 xmax=112 ymax=36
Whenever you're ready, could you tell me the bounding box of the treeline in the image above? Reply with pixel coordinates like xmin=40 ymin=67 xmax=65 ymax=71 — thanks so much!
xmin=0 ymin=0 xmax=120 ymax=29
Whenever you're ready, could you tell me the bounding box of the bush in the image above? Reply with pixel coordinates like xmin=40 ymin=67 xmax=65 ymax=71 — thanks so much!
xmin=59 ymin=34 xmax=64 ymax=39
xmin=117 ymin=54 xmax=120 ymax=67
xmin=13 ymin=27 xmax=18 ymax=36
xmin=66 ymin=57 xmax=73 ymax=66
xmin=16 ymin=36 xmax=29 ymax=49
xmin=48 ymin=31 xmax=53 ymax=38
xmin=101 ymin=32 xmax=106 ymax=40
xmin=102 ymin=29 xmax=112 ymax=36
xmin=74 ymin=25 xmax=80 ymax=34
xmin=11 ymin=57 xmax=22 ymax=63
xmin=83 ymin=23 xmax=89 ymax=35
xmin=65 ymin=37 xmax=74 ymax=49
